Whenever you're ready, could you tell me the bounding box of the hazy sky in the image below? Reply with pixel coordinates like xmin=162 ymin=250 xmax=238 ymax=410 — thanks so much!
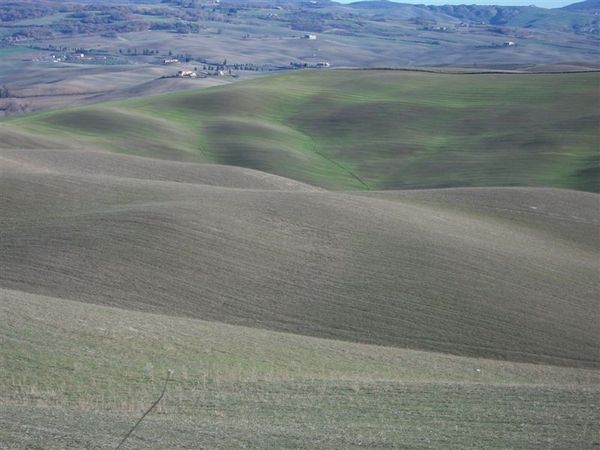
xmin=337 ymin=0 xmax=575 ymax=7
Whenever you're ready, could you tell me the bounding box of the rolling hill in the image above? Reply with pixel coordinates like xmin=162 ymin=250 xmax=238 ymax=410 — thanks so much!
xmin=1 ymin=146 xmax=598 ymax=366
xmin=2 ymin=287 xmax=599 ymax=448
xmin=5 ymin=70 xmax=599 ymax=191
xmin=1 ymin=69 xmax=599 ymax=448
xmin=563 ymin=0 xmax=600 ymax=11
xmin=1 ymin=145 xmax=599 ymax=448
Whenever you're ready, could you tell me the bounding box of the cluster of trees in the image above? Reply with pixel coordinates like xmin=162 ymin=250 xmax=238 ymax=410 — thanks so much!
xmin=0 ymin=85 xmax=11 ymax=98
xmin=3 ymin=101 xmax=31 ymax=116
xmin=209 ymin=62 xmax=278 ymax=72
xmin=161 ymin=0 xmax=205 ymax=8
xmin=227 ymin=63 xmax=267 ymax=71
xmin=1 ymin=0 xmax=247 ymax=42
xmin=290 ymin=62 xmax=309 ymax=69
xmin=573 ymin=20 xmax=599 ymax=35
xmin=118 ymin=48 xmax=160 ymax=56
xmin=427 ymin=5 xmax=521 ymax=25
xmin=5 ymin=28 xmax=54 ymax=42
xmin=45 ymin=44 xmax=68 ymax=51
xmin=289 ymin=11 xmax=338 ymax=32
xmin=29 ymin=45 xmax=90 ymax=53
xmin=68 ymin=11 xmax=132 ymax=24
xmin=166 ymin=51 xmax=193 ymax=62
xmin=150 ymin=21 xmax=201 ymax=33
xmin=0 ymin=2 xmax=137 ymax=24
xmin=0 ymin=1 xmax=68 ymax=22
xmin=54 ymin=19 xmax=151 ymax=36
xmin=0 ymin=85 xmax=32 ymax=115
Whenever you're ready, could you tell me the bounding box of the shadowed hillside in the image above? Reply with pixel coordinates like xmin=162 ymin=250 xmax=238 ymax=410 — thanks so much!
xmin=5 ymin=70 xmax=599 ymax=191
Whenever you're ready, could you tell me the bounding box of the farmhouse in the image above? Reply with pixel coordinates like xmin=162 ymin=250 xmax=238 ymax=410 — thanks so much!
xmin=163 ymin=58 xmax=179 ymax=64
xmin=504 ymin=41 xmax=516 ymax=46
xmin=315 ymin=61 xmax=331 ymax=68
xmin=177 ymin=70 xmax=197 ymax=78
xmin=304 ymin=34 xmax=317 ymax=40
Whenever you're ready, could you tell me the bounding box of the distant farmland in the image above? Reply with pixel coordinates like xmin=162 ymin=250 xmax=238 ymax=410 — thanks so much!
xmin=4 ymin=70 xmax=599 ymax=192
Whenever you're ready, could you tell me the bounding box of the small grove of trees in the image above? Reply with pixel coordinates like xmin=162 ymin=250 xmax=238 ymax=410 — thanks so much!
xmin=4 ymin=101 xmax=30 ymax=116
xmin=149 ymin=21 xmax=199 ymax=34
xmin=118 ymin=48 xmax=159 ymax=56
xmin=0 ymin=85 xmax=10 ymax=98
xmin=0 ymin=2 xmax=63 ymax=22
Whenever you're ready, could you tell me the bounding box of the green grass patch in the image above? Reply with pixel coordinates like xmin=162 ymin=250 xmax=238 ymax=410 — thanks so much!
xmin=5 ymin=70 xmax=599 ymax=191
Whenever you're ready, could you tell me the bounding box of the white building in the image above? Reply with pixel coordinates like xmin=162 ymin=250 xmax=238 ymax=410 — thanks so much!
xmin=177 ymin=70 xmax=197 ymax=78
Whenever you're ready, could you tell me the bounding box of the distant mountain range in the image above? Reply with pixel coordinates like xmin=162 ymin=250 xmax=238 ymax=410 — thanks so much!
xmin=562 ymin=0 xmax=600 ymax=10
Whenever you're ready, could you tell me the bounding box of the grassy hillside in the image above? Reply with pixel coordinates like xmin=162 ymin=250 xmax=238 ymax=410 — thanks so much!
xmin=1 ymin=70 xmax=598 ymax=448
xmin=2 ymin=288 xmax=599 ymax=449
xmin=4 ymin=70 xmax=599 ymax=191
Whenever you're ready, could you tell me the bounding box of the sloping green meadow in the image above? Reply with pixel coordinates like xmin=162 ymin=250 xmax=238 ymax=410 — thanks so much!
xmin=5 ymin=69 xmax=599 ymax=191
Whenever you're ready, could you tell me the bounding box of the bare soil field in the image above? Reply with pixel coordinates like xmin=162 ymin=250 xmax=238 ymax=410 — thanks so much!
xmin=1 ymin=148 xmax=598 ymax=367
